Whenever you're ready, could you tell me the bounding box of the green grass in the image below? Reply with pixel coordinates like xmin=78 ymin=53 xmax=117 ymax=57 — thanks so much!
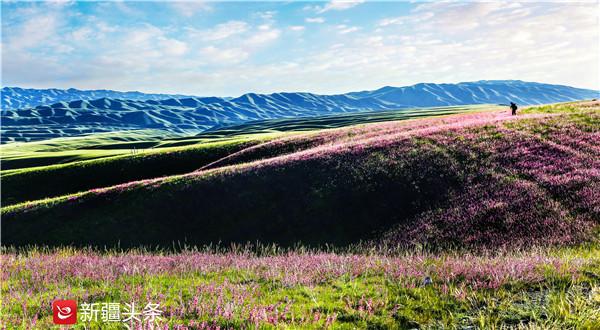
xmin=0 ymin=129 xmax=168 ymax=169
xmin=0 ymin=105 xmax=497 ymax=206
xmin=0 ymin=129 xmax=280 ymax=170
xmin=2 ymin=102 xmax=598 ymax=249
xmin=0 ymin=105 xmax=498 ymax=170
xmin=2 ymin=245 xmax=599 ymax=329
xmin=2 ymin=102 xmax=599 ymax=329
xmin=0 ymin=134 xmax=284 ymax=206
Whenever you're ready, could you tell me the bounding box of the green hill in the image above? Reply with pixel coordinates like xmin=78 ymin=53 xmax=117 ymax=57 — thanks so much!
xmin=0 ymin=105 xmax=492 ymax=205
xmin=2 ymin=102 xmax=599 ymax=249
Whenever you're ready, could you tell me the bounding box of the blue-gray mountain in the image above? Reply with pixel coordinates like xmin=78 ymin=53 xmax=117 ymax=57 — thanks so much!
xmin=1 ymin=87 xmax=194 ymax=111
xmin=2 ymin=80 xmax=597 ymax=142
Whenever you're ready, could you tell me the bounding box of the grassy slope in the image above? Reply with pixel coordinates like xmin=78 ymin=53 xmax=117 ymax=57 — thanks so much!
xmin=0 ymin=135 xmax=281 ymax=205
xmin=2 ymin=103 xmax=599 ymax=329
xmin=199 ymin=105 xmax=500 ymax=137
xmin=1 ymin=106 xmax=487 ymax=170
xmin=0 ymin=105 xmax=494 ymax=206
xmin=0 ymin=130 xmax=168 ymax=169
xmin=2 ymin=102 xmax=599 ymax=248
xmin=0 ymin=129 xmax=271 ymax=170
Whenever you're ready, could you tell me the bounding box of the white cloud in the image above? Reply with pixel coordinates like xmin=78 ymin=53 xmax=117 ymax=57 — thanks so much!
xmin=317 ymin=0 xmax=364 ymax=14
xmin=70 ymin=27 xmax=93 ymax=42
xmin=95 ymin=21 xmax=118 ymax=34
xmin=45 ymin=0 xmax=75 ymax=8
xmin=170 ymin=1 xmax=212 ymax=17
xmin=53 ymin=43 xmax=74 ymax=54
xmin=377 ymin=11 xmax=433 ymax=28
xmin=319 ymin=2 xmax=600 ymax=91
xmin=305 ymin=17 xmax=325 ymax=23
xmin=255 ymin=11 xmax=276 ymax=21
xmin=378 ymin=17 xmax=404 ymax=27
xmin=190 ymin=20 xmax=249 ymax=41
xmin=2 ymin=1 xmax=598 ymax=95
xmin=160 ymin=38 xmax=188 ymax=56
xmin=302 ymin=4 xmax=319 ymax=12
xmin=112 ymin=1 xmax=142 ymax=16
xmin=179 ymin=2 xmax=598 ymax=95
xmin=199 ymin=46 xmax=248 ymax=64
xmin=127 ymin=26 xmax=158 ymax=45
xmin=7 ymin=14 xmax=60 ymax=50
xmin=244 ymin=27 xmax=281 ymax=47
xmin=336 ymin=25 xmax=360 ymax=34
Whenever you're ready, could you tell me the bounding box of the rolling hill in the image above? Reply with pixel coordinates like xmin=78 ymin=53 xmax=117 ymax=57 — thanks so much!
xmin=0 ymin=105 xmax=489 ymax=202
xmin=2 ymin=101 xmax=599 ymax=249
xmin=2 ymin=81 xmax=597 ymax=143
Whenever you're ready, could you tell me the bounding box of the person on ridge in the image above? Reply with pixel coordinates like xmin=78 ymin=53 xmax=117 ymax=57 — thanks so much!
xmin=510 ymin=102 xmax=518 ymax=116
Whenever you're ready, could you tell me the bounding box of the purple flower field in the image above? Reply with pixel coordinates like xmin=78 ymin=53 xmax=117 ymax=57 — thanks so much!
xmin=2 ymin=247 xmax=599 ymax=329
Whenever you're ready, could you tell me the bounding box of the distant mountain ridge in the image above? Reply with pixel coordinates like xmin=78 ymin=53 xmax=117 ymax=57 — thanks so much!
xmin=1 ymin=87 xmax=195 ymax=111
xmin=1 ymin=80 xmax=598 ymax=142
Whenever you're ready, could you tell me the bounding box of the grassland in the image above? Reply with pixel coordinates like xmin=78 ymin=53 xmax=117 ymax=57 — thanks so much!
xmin=0 ymin=136 xmax=280 ymax=206
xmin=2 ymin=102 xmax=598 ymax=249
xmin=0 ymin=105 xmax=497 ymax=206
xmin=0 ymin=129 xmax=275 ymax=170
xmin=1 ymin=102 xmax=599 ymax=329
xmin=1 ymin=105 xmax=495 ymax=170
xmin=2 ymin=245 xmax=599 ymax=329
xmin=198 ymin=105 xmax=501 ymax=137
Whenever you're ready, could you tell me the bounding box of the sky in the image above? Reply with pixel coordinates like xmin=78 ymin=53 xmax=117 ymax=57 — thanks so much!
xmin=1 ymin=0 xmax=599 ymax=96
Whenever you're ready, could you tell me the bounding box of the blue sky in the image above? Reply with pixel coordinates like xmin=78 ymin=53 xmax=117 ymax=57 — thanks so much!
xmin=1 ymin=1 xmax=598 ymax=96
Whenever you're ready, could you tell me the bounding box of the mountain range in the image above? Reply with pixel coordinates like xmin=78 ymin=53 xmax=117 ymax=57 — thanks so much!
xmin=1 ymin=80 xmax=598 ymax=143
xmin=1 ymin=87 xmax=194 ymax=111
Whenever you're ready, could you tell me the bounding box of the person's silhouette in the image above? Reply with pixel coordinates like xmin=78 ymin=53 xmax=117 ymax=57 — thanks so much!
xmin=510 ymin=102 xmax=518 ymax=116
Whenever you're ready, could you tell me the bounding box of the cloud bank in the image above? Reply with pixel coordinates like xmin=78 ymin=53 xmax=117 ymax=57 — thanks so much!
xmin=1 ymin=1 xmax=598 ymax=96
